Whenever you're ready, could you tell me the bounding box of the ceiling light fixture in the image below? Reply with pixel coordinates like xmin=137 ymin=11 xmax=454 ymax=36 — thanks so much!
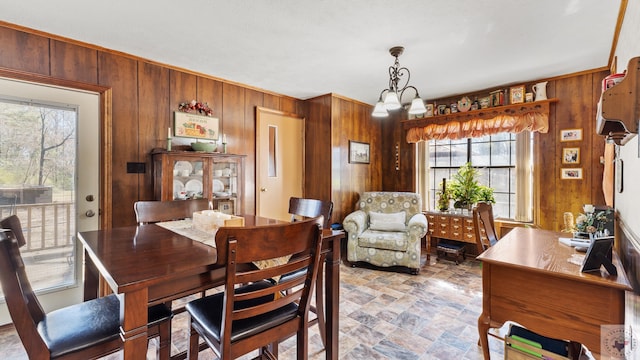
xmin=372 ymin=46 xmax=426 ymax=118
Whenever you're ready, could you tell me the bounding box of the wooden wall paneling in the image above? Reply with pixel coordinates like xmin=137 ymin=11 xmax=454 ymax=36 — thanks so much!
xmin=535 ymin=81 xmax=558 ymax=230
xmin=305 ymin=95 xmax=333 ymax=209
xmin=50 ymin=40 xmax=97 ymax=84
xmin=98 ymin=52 xmax=139 ymax=227
xmin=591 ymin=71 xmax=608 ymax=205
xmin=138 ymin=62 xmax=170 ymax=201
xmin=197 ymin=77 xmax=224 ymax=122
xmin=244 ymin=89 xmax=264 ymax=215
xmin=552 ymin=74 xmax=594 ymax=230
xmin=169 ymin=70 xmax=197 ymax=117
xmin=331 ymin=97 xmax=349 ymax=222
xmin=280 ymin=96 xmax=298 ymax=115
xmin=263 ymin=93 xmax=280 ymax=111
xmin=222 ymin=83 xmax=246 ymax=209
xmin=0 ymin=27 xmax=49 ymax=75
xmin=221 ymin=83 xmax=245 ymax=154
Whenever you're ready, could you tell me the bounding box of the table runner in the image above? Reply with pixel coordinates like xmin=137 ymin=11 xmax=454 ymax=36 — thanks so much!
xmin=156 ymin=219 xmax=290 ymax=270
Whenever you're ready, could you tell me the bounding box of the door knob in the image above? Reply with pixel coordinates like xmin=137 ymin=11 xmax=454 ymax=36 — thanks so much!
xmin=260 ymin=187 xmax=267 ymax=192
xmin=85 ymin=210 xmax=95 ymax=217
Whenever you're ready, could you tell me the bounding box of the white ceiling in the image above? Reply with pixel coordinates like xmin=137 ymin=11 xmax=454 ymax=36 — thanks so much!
xmin=1 ymin=0 xmax=621 ymax=105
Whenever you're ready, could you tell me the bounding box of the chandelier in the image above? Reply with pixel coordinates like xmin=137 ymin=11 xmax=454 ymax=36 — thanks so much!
xmin=372 ymin=46 xmax=426 ymax=118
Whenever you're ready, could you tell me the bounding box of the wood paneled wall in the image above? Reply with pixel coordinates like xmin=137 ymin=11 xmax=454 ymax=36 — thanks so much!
xmin=390 ymin=70 xmax=609 ymax=231
xmin=0 ymin=24 xmax=305 ymax=227
xmin=304 ymin=94 xmax=382 ymax=222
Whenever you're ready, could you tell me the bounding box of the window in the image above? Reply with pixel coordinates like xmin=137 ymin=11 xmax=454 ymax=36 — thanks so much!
xmin=420 ymin=132 xmax=532 ymax=220
xmin=0 ymin=97 xmax=78 ymax=297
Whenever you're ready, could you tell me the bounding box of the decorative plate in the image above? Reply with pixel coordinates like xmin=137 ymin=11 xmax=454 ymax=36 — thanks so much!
xmin=173 ymin=179 xmax=184 ymax=195
xmin=173 ymin=161 xmax=193 ymax=173
xmin=213 ymin=179 xmax=224 ymax=192
xmin=185 ymin=179 xmax=203 ymax=194
xmin=458 ymin=96 xmax=472 ymax=112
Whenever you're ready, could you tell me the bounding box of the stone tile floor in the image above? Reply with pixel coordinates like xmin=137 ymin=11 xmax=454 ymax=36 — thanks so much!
xmin=0 ymin=253 xmax=506 ymax=359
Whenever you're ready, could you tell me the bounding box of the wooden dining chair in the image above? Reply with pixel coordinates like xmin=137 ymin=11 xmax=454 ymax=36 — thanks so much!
xmin=134 ymin=198 xmax=211 ymax=224
xmin=285 ymin=197 xmax=333 ymax=347
xmin=289 ymin=197 xmax=333 ymax=228
xmin=134 ymin=199 xmax=212 ymax=314
xmin=472 ymin=202 xmax=499 ymax=253
xmin=185 ymin=217 xmax=323 ymax=360
xmin=0 ymin=215 xmax=173 ymax=360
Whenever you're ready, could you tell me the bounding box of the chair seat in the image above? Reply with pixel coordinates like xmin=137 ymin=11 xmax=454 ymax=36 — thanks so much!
xmin=38 ymin=294 xmax=172 ymax=358
xmin=357 ymin=229 xmax=409 ymax=251
xmin=186 ymin=281 xmax=297 ymax=343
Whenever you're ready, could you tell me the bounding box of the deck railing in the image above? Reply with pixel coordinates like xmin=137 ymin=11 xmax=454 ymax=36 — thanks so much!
xmin=0 ymin=202 xmax=75 ymax=251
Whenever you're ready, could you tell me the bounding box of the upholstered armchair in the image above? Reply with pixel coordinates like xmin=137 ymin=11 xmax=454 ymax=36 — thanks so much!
xmin=343 ymin=192 xmax=428 ymax=274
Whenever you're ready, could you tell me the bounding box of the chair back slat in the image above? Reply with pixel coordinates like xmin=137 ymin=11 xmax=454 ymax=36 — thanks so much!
xmin=289 ymin=197 xmax=333 ymax=228
xmin=215 ymin=217 xmax=323 ymax=350
xmin=134 ymin=199 xmax=210 ymax=224
xmin=473 ymin=202 xmax=499 ymax=252
xmin=0 ymin=216 xmax=48 ymax=357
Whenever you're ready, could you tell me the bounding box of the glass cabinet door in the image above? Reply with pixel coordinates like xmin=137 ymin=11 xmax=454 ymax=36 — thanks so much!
xmin=211 ymin=159 xmax=240 ymax=214
xmin=172 ymin=159 xmax=204 ymax=200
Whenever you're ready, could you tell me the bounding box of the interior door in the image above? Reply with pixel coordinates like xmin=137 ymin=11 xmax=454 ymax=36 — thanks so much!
xmin=256 ymin=107 xmax=304 ymax=221
xmin=0 ymin=77 xmax=99 ymax=324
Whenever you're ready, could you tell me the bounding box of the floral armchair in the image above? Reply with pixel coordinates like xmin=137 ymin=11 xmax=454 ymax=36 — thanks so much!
xmin=342 ymin=192 xmax=428 ymax=274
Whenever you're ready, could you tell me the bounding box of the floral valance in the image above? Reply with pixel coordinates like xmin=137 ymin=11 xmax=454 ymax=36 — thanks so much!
xmin=403 ymin=100 xmax=556 ymax=143
xmin=406 ymin=112 xmax=548 ymax=143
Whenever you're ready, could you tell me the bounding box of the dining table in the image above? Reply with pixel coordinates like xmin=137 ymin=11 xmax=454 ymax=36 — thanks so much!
xmin=77 ymin=215 xmax=344 ymax=360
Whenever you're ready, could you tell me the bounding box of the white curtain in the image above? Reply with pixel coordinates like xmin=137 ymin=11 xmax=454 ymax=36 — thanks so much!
xmin=415 ymin=142 xmax=430 ymax=211
xmin=515 ymin=131 xmax=533 ymax=222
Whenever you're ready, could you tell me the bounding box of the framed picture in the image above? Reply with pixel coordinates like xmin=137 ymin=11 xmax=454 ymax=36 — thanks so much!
xmin=218 ymin=200 xmax=234 ymax=215
xmin=174 ymin=111 xmax=220 ymax=140
xmin=437 ymin=104 xmax=447 ymax=115
xmin=479 ymin=96 xmax=491 ymax=109
xmin=562 ymin=148 xmax=580 ymax=164
xmin=561 ymin=168 xmax=583 ymax=180
xmin=425 ymin=103 xmax=434 ymax=117
xmin=560 ymin=128 xmax=582 ymax=142
xmin=509 ymin=85 xmax=525 ymax=104
xmin=349 ymin=140 xmax=370 ymax=164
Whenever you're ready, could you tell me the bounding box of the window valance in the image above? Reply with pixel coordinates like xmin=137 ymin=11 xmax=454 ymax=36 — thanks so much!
xmin=402 ymin=99 xmax=556 ymax=143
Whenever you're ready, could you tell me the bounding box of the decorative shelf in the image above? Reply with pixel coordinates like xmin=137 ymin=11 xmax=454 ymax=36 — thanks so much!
xmin=401 ymin=98 xmax=558 ymax=129
xmin=597 ymin=56 xmax=639 ymax=145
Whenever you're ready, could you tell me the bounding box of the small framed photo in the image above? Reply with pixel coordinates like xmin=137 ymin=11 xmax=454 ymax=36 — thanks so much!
xmin=562 ymin=148 xmax=580 ymax=164
xmin=349 ymin=140 xmax=370 ymax=164
xmin=479 ymin=96 xmax=491 ymax=109
xmin=525 ymin=92 xmax=534 ymax=103
xmin=509 ymin=85 xmax=525 ymax=104
xmin=437 ymin=104 xmax=447 ymax=115
xmin=561 ymin=168 xmax=583 ymax=180
xmin=425 ymin=103 xmax=434 ymax=117
xmin=560 ymin=129 xmax=582 ymax=142
xmin=218 ymin=200 xmax=234 ymax=215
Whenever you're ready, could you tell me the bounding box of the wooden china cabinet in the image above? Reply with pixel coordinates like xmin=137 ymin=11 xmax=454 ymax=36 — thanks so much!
xmin=152 ymin=150 xmax=245 ymax=215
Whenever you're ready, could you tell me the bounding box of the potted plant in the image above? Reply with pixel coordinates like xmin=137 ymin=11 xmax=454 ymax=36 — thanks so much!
xmin=448 ymin=162 xmax=495 ymax=210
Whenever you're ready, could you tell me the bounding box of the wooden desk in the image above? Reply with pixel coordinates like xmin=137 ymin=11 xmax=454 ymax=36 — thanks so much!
xmin=476 ymin=227 xmax=632 ymax=359
xmin=78 ymin=215 xmax=344 ymax=360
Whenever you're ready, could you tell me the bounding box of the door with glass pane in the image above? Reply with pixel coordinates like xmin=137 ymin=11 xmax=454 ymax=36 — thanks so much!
xmin=0 ymin=78 xmax=99 ymax=324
